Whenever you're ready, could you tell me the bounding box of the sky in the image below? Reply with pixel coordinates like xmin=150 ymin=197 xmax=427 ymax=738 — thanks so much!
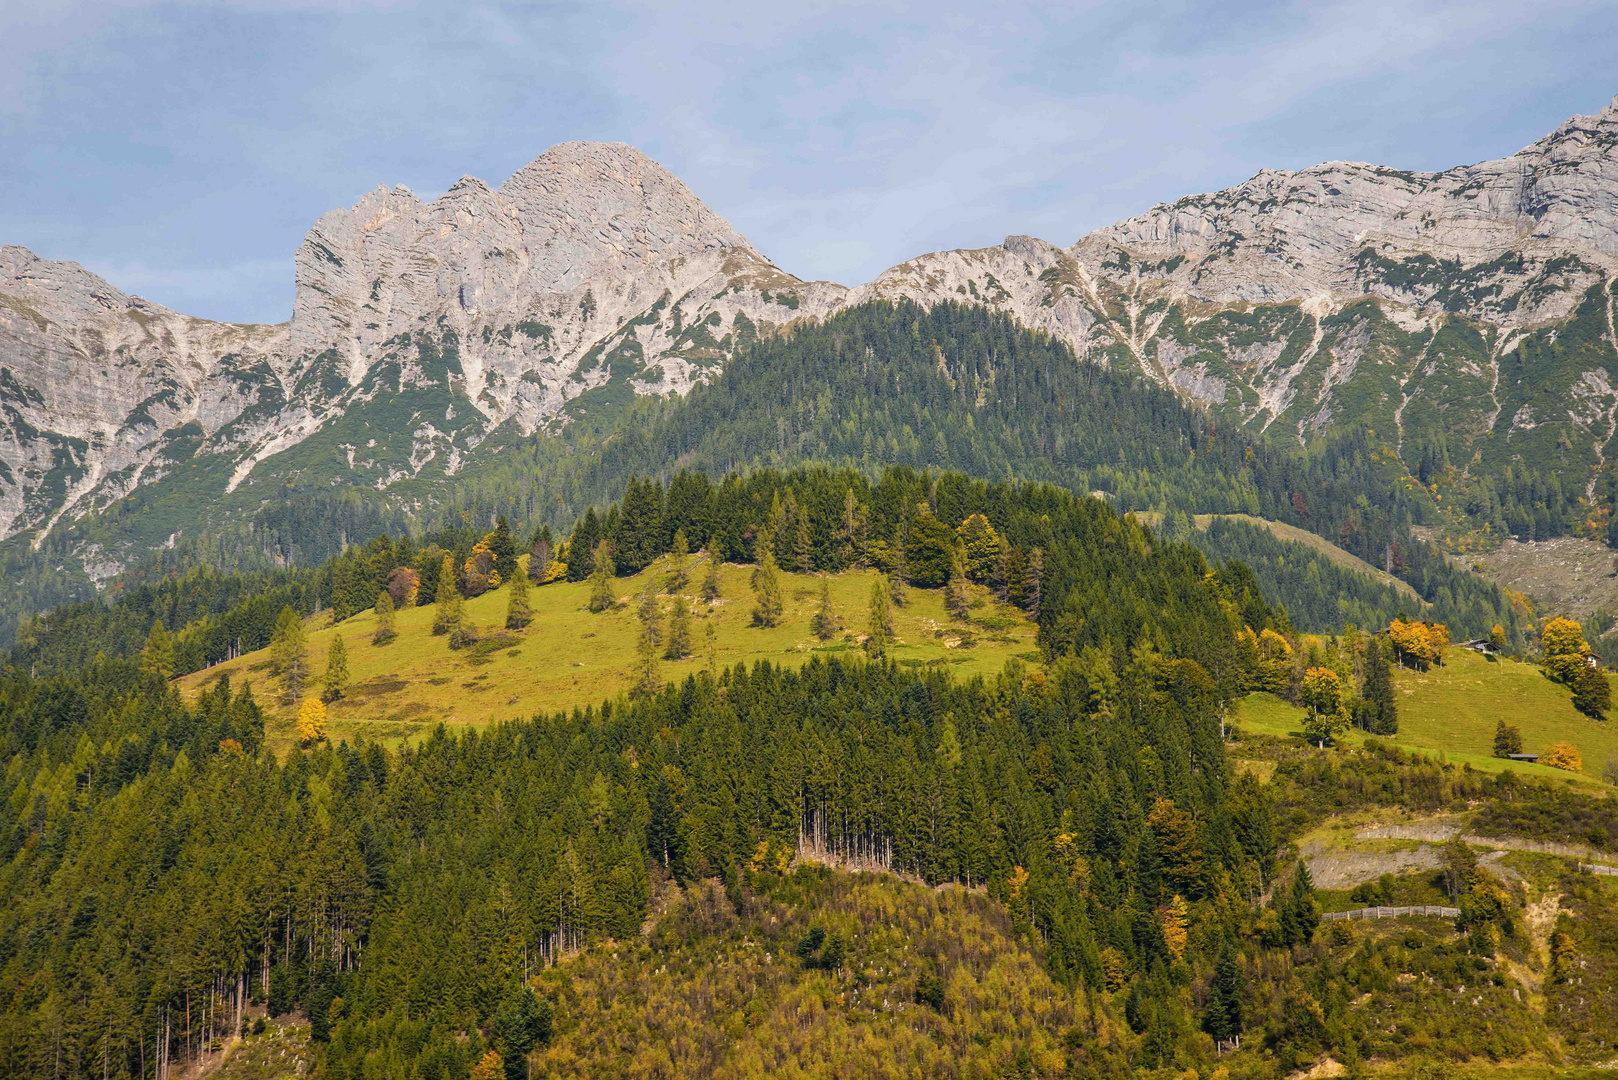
xmin=3 ymin=0 xmax=1617 ymax=325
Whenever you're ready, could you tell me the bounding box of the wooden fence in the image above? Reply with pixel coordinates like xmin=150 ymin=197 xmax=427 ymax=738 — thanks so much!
xmin=1322 ymin=905 xmax=1459 ymax=922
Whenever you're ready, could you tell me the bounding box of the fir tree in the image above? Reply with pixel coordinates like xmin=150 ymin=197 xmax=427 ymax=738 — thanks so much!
xmin=141 ymin=619 xmax=174 ymax=680
xmin=810 ymin=576 xmax=839 ymax=641
xmin=992 ymin=543 xmax=1010 ymax=602
xmin=665 ymin=595 xmax=692 ymax=660
xmin=700 ymin=547 xmax=723 ymax=602
xmin=270 ymin=605 xmax=309 ymax=704
xmin=372 ymin=590 xmax=397 ymax=645
xmin=322 ymin=635 xmax=350 ymax=702
xmin=432 ymin=555 xmax=460 ymax=635
xmin=1202 ymin=941 xmax=1244 ymax=1041
xmin=666 ymin=528 xmax=690 ymax=593
xmin=588 ymin=541 xmax=617 ymax=613
xmin=839 ymin=488 xmax=868 ymax=567
xmin=866 ymin=577 xmax=892 ymax=658
xmin=506 ymin=555 xmax=534 ymax=630
xmin=750 ymin=548 xmax=784 ymax=628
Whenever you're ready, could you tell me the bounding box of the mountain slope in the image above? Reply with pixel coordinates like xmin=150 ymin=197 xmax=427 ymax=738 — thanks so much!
xmin=6 ymin=95 xmax=1618 ymax=634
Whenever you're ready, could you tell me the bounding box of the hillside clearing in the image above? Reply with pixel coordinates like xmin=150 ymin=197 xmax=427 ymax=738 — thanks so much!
xmin=178 ymin=558 xmax=1040 ymax=754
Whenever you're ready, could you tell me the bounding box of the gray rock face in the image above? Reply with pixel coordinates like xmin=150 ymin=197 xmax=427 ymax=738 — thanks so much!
xmin=5 ymin=97 xmax=1618 ymax=564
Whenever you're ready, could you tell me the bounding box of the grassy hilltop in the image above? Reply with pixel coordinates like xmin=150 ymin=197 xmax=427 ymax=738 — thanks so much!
xmin=179 ymin=556 xmax=1040 ymax=754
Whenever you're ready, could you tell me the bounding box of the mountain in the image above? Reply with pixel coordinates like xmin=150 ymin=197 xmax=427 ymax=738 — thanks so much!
xmin=5 ymin=97 xmax=1618 ymax=619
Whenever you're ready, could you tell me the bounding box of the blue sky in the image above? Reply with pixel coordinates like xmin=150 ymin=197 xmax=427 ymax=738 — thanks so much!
xmin=3 ymin=0 xmax=1616 ymax=324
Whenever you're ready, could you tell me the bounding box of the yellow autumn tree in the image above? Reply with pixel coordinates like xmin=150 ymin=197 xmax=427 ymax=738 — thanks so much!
xmin=1160 ymin=895 xmax=1189 ymax=960
xmin=297 ymin=697 xmax=327 ymax=745
xmin=470 ymin=1049 xmax=504 ymax=1080
xmin=1541 ymin=617 xmax=1591 ymax=684
xmin=1541 ymin=742 xmax=1583 ymax=772
xmin=1389 ymin=619 xmax=1438 ymax=669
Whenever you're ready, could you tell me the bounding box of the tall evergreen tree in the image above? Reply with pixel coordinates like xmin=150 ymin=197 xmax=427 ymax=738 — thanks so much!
xmin=751 ymin=548 xmax=784 ymax=628
xmin=944 ymin=542 xmax=971 ymax=621
xmin=700 ymin=548 xmax=723 ymax=602
xmin=866 ymin=577 xmax=892 ymax=658
xmin=811 ymin=577 xmax=839 ymax=641
xmin=322 ymin=635 xmax=350 ymax=702
xmin=666 ymin=529 xmax=690 ymax=594
xmin=1024 ymin=547 xmax=1044 ymax=620
xmin=566 ymin=508 xmax=602 ymax=581
xmin=270 ymin=605 xmax=309 ymax=703
xmin=1202 ymin=941 xmax=1244 ymax=1041
xmin=506 ymin=555 xmax=534 ymax=630
xmin=588 ymin=542 xmax=617 ymax=614
xmin=665 ymin=595 xmax=692 ymax=660
xmin=432 ymin=555 xmax=460 ymax=636
xmin=372 ymin=589 xmax=397 ymax=646
xmin=1361 ymin=637 xmax=1397 ymax=734
xmin=889 ymin=532 xmax=909 ymax=608
xmin=634 ymin=582 xmax=662 ymax=695
xmin=141 ymin=618 xmax=174 ymax=680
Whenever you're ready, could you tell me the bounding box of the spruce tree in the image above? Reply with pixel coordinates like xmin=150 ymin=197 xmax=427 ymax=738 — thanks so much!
xmin=700 ymin=548 xmax=722 ymax=602
xmin=1201 ymin=942 xmax=1244 ymax=1041
xmin=889 ymin=533 xmax=909 ymax=607
xmin=141 ymin=619 xmax=175 ymax=680
xmin=322 ymin=636 xmax=350 ymax=702
xmin=665 ymin=595 xmax=692 ymax=660
xmin=588 ymin=541 xmax=617 ymax=613
xmin=270 ymin=605 xmax=309 ymax=704
xmin=666 ymin=528 xmax=690 ymax=593
xmin=1361 ymin=638 xmax=1396 ymax=733
xmin=1492 ymin=719 xmax=1522 ymax=757
xmin=372 ymin=590 xmax=397 ymax=645
xmin=750 ymin=548 xmax=784 ymax=628
xmin=506 ymin=555 xmax=534 ymax=629
xmin=810 ymin=576 xmax=838 ymax=641
xmin=432 ymin=555 xmax=459 ymax=635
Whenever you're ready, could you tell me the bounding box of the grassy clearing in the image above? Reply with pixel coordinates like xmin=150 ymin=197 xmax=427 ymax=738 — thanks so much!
xmin=1195 ymin=512 xmax=1420 ymax=601
xmin=177 ymin=557 xmax=1040 ymax=755
xmin=1232 ymin=649 xmax=1614 ymax=789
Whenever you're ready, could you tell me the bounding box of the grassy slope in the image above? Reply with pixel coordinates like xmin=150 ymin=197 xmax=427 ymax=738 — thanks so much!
xmin=178 ymin=557 xmax=1040 ymax=755
xmin=1195 ymin=512 xmax=1421 ymax=602
xmin=1234 ymin=647 xmax=1618 ymax=787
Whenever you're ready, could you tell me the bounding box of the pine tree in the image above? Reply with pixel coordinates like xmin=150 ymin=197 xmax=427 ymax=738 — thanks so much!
xmin=666 ymin=528 xmax=690 ymax=593
xmin=665 ymin=595 xmax=692 ymax=660
xmin=506 ymin=555 xmax=534 ymax=629
xmin=1202 ymin=941 xmax=1244 ymax=1041
xmin=992 ymin=543 xmax=1010 ymax=602
xmin=810 ymin=576 xmax=839 ymax=641
xmin=322 ymin=636 xmax=350 ymax=702
xmin=866 ymin=577 xmax=892 ymax=658
xmin=750 ymin=548 xmax=784 ymax=628
xmin=270 ymin=605 xmax=309 ymax=704
xmin=141 ymin=619 xmax=174 ymax=680
xmin=839 ymin=488 xmax=868 ymax=568
xmin=297 ymin=697 xmax=327 ymax=744
xmin=944 ymin=542 xmax=971 ymax=621
xmin=1024 ymin=547 xmax=1043 ymax=619
xmin=432 ymin=555 xmax=460 ymax=635
xmin=588 ymin=541 xmax=616 ymax=613
xmin=700 ymin=547 xmax=723 ymax=602
xmin=372 ymin=590 xmax=397 ymax=645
